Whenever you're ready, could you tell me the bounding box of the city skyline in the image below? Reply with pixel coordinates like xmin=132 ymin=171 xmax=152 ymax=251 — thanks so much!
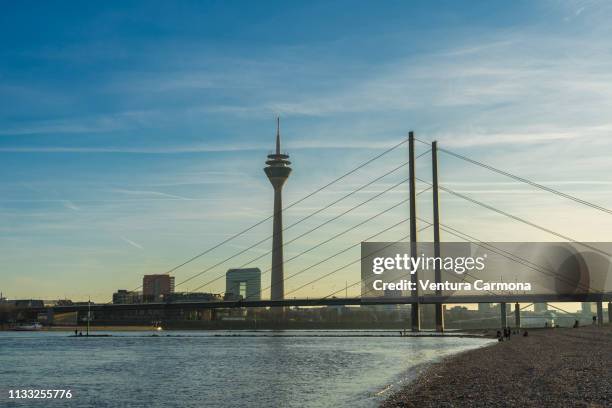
xmin=2 ymin=1 xmax=612 ymax=302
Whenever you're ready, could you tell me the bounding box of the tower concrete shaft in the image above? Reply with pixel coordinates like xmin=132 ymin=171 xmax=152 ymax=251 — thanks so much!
xmin=264 ymin=118 xmax=291 ymax=301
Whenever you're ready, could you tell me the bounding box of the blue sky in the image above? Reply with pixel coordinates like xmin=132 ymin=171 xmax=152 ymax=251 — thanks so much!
xmin=2 ymin=1 xmax=612 ymax=301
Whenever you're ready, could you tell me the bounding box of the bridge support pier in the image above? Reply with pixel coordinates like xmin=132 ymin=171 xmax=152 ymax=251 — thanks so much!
xmin=435 ymin=304 xmax=444 ymax=332
xmin=45 ymin=308 xmax=54 ymax=326
xmin=596 ymin=302 xmax=603 ymax=327
xmin=411 ymin=304 xmax=421 ymax=332
xmin=514 ymin=302 xmax=520 ymax=329
xmin=500 ymin=303 xmax=507 ymax=329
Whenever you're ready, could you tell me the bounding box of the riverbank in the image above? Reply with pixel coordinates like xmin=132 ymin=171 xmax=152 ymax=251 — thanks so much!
xmin=0 ymin=325 xmax=490 ymax=338
xmin=382 ymin=325 xmax=612 ymax=407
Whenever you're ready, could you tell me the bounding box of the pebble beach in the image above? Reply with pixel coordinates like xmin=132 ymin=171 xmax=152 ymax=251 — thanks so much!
xmin=382 ymin=325 xmax=612 ymax=408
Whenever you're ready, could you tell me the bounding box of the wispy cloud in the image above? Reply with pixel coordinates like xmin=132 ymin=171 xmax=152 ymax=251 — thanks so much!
xmin=121 ymin=236 xmax=144 ymax=250
xmin=63 ymin=200 xmax=80 ymax=211
xmin=0 ymin=139 xmax=405 ymax=153
xmin=109 ymin=189 xmax=191 ymax=200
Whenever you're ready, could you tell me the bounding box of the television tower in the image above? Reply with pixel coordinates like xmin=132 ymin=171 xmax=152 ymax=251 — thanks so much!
xmin=264 ymin=117 xmax=292 ymax=301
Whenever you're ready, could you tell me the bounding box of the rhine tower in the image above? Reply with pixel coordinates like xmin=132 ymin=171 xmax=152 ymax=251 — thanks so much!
xmin=264 ymin=118 xmax=292 ymax=301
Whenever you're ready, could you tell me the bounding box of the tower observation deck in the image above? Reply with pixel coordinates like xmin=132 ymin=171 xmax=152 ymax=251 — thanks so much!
xmin=264 ymin=118 xmax=292 ymax=301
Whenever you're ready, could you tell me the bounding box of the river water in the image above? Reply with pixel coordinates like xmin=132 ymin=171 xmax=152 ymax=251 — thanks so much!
xmin=0 ymin=330 xmax=492 ymax=407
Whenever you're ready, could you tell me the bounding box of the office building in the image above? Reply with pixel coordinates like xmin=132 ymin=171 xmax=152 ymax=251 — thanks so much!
xmin=225 ymin=268 xmax=262 ymax=300
xmin=143 ymin=274 xmax=175 ymax=302
xmin=112 ymin=290 xmax=142 ymax=304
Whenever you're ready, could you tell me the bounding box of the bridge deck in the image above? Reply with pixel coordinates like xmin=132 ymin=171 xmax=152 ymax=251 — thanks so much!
xmin=47 ymin=293 xmax=612 ymax=313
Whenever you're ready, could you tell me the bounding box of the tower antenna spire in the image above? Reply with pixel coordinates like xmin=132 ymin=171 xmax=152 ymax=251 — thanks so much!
xmin=276 ymin=116 xmax=281 ymax=155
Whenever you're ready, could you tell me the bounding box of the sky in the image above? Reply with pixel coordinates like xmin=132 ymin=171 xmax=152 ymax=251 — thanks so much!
xmin=1 ymin=0 xmax=612 ymax=303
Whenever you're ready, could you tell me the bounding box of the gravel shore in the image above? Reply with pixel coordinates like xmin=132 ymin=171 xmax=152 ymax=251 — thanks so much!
xmin=382 ymin=325 xmax=611 ymax=408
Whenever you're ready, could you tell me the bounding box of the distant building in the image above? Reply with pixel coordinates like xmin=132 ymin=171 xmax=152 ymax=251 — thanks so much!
xmin=112 ymin=290 xmax=142 ymax=304
xmin=13 ymin=299 xmax=44 ymax=308
xmin=225 ymin=268 xmax=262 ymax=300
xmin=477 ymin=303 xmax=491 ymax=313
xmin=164 ymin=292 xmax=222 ymax=303
xmin=581 ymin=302 xmax=595 ymax=315
xmin=73 ymin=301 xmax=94 ymax=306
xmin=383 ymin=288 xmax=402 ymax=298
xmin=381 ymin=289 xmax=402 ymax=311
xmin=534 ymin=302 xmax=548 ymax=313
xmin=143 ymin=274 xmax=175 ymax=302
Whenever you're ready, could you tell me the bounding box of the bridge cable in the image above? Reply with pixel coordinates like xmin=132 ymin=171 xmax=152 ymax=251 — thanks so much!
xmin=176 ymin=163 xmax=417 ymax=290
xmin=162 ymin=138 xmax=410 ymax=275
xmin=260 ymin=188 xmax=432 ymax=298
xmin=173 ymin=150 xmax=430 ymax=291
xmin=133 ymin=138 xmax=411 ymax=291
xmin=284 ymin=227 xmax=429 ymax=299
xmin=438 ymin=146 xmax=612 ymax=216
xmin=176 ymin=169 xmax=410 ymax=289
xmin=328 ymin=212 xmax=605 ymax=302
xmin=435 ymin=224 xmax=601 ymax=296
xmin=331 ymin=244 xmax=504 ymax=302
xmin=415 ymin=177 xmax=612 ymax=259
xmin=107 ymin=139 xmax=414 ymax=303
xmin=413 ymin=136 xmax=612 ymax=216
xmin=426 ymin=219 xmax=603 ymax=295
xmin=546 ymin=303 xmax=580 ymax=317
xmin=245 ymin=219 xmax=415 ymax=301
xmin=194 ymin=185 xmax=426 ymax=291
xmin=190 ymin=183 xmax=428 ymax=293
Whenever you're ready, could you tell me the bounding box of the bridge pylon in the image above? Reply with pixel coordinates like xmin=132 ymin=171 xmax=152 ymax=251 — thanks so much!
xmin=431 ymin=141 xmax=444 ymax=332
xmin=408 ymin=131 xmax=421 ymax=332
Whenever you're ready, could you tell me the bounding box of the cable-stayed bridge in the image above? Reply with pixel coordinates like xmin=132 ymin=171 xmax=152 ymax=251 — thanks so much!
xmin=44 ymin=132 xmax=612 ymax=330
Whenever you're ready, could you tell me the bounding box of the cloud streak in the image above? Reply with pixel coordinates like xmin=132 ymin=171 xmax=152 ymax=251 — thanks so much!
xmin=121 ymin=237 xmax=144 ymax=250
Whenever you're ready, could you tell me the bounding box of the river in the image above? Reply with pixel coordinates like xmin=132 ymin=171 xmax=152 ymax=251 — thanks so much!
xmin=0 ymin=330 xmax=493 ymax=407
